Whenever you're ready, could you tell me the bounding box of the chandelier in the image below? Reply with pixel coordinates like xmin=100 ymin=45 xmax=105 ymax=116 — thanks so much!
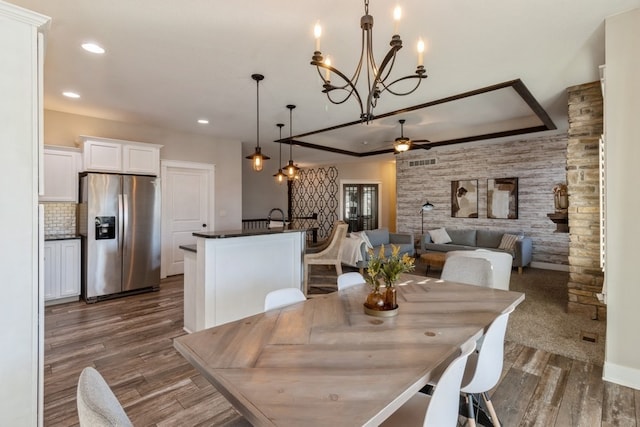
xmin=245 ymin=74 xmax=269 ymax=172
xmin=311 ymin=0 xmax=427 ymax=122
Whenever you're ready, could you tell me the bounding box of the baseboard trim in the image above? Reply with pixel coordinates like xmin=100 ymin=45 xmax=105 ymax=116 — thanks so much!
xmin=603 ymin=361 xmax=640 ymax=390
xmin=530 ymin=261 xmax=570 ymax=272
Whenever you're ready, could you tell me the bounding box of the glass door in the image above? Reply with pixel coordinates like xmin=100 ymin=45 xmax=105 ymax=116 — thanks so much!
xmin=343 ymin=184 xmax=378 ymax=232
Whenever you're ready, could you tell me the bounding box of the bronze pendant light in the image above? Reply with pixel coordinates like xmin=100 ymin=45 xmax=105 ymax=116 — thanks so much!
xmin=273 ymin=123 xmax=287 ymax=183
xmin=284 ymin=104 xmax=300 ymax=180
xmin=245 ymin=74 xmax=270 ymax=172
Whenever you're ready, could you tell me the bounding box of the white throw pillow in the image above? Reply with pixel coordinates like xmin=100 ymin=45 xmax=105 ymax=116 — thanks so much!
xmin=498 ymin=233 xmax=520 ymax=251
xmin=429 ymin=228 xmax=452 ymax=245
xmin=351 ymin=231 xmax=374 ymax=249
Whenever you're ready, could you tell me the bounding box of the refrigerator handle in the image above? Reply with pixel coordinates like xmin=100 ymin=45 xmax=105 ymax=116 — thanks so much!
xmin=118 ymin=193 xmax=124 ymax=251
xmin=122 ymin=194 xmax=129 ymax=251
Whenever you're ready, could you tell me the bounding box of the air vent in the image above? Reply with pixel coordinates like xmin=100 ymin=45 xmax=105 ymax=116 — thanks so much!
xmin=409 ymin=158 xmax=437 ymax=167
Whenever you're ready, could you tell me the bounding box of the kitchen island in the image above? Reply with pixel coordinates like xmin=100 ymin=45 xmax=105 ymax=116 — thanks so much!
xmin=180 ymin=228 xmax=306 ymax=332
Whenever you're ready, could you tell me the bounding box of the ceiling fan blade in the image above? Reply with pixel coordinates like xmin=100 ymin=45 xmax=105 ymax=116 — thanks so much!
xmin=411 ymin=138 xmax=430 ymax=143
xmin=410 ymin=142 xmax=433 ymax=150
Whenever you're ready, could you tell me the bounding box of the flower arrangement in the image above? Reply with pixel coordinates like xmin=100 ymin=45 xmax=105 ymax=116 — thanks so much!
xmin=553 ymin=183 xmax=568 ymax=195
xmin=364 ymin=244 xmax=415 ymax=290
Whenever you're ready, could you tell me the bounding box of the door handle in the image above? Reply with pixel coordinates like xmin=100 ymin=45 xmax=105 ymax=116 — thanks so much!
xmin=202 ymin=223 xmax=207 ymax=228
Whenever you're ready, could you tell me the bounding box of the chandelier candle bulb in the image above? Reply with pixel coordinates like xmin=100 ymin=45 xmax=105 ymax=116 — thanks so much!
xmin=393 ymin=6 xmax=401 ymax=35
xmin=314 ymin=22 xmax=322 ymax=51
xmin=417 ymin=38 xmax=425 ymax=66
xmin=324 ymin=57 xmax=331 ymax=81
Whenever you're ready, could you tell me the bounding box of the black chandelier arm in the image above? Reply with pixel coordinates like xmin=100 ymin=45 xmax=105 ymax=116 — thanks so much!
xmin=365 ymin=40 xmax=403 ymax=118
xmin=378 ymin=72 xmax=428 ymax=97
xmin=313 ymin=63 xmax=366 ymax=116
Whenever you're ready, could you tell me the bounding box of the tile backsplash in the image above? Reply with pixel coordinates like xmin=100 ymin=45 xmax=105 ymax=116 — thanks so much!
xmin=44 ymin=203 xmax=77 ymax=235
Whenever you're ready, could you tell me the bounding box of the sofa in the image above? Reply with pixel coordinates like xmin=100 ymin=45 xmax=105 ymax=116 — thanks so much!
xmin=421 ymin=228 xmax=532 ymax=273
xmin=351 ymin=228 xmax=415 ymax=269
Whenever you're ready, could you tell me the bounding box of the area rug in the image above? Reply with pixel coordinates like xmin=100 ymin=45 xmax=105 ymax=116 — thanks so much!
xmin=505 ymin=267 xmax=605 ymax=366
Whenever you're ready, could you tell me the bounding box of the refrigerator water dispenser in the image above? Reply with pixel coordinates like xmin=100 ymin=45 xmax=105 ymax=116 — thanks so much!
xmin=95 ymin=216 xmax=116 ymax=240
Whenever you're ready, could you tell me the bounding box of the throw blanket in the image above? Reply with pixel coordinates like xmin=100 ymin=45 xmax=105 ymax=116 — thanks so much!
xmin=340 ymin=236 xmax=366 ymax=267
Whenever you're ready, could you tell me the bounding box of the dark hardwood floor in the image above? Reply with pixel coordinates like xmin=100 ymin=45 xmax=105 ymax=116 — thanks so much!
xmin=44 ymin=275 xmax=639 ymax=426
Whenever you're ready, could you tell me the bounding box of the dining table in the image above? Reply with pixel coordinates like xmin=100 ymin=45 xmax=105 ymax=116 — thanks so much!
xmin=173 ymin=274 xmax=525 ymax=427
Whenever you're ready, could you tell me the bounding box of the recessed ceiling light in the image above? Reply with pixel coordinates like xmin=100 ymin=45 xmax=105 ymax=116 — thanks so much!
xmin=197 ymin=119 xmax=209 ymax=124
xmin=62 ymin=91 xmax=80 ymax=98
xmin=81 ymin=43 xmax=105 ymax=54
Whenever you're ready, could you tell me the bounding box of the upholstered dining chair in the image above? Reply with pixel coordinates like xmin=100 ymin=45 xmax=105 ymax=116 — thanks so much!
xmin=381 ymin=340 xmax=476 ymax=427
xmin=446 ymin=249 xmax=513 ymax=290
xmin=460 ymin=307 xmax=515 ymax=427
xmin=264 ymin=287 xmax=306 ymax=311
xmin=303 ymin=221 xmax=349 ymax=295
xmin=337 ymin=272 xmax=365 ymax=291
xmin=77 ymin=367 xmax=133 ymax=427
xmin=305 ymin=219 xmax=343 ymax=254
xmin=440 ymin=256 xmax=493 ymax=288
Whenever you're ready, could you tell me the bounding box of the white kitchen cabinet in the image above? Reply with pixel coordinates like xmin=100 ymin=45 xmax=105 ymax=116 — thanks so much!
xmin=123 ymin=143 xmax=160 ymax=174
xmin=41 ymin=146 xmax=81 ymax=202
xmin=81 ymin=138 xmax=122 ymax=173
xmin=44 ymin=239 xmax=80 ymax=303
xmin=80 ymin=136 xmax=162 ymax=176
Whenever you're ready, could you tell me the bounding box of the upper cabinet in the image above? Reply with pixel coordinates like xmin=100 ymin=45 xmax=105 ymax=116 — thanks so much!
xmin=79 ymin=136 xmax=162 ymax=176
xmin=41 ymin=146 xmax=81 ymax=202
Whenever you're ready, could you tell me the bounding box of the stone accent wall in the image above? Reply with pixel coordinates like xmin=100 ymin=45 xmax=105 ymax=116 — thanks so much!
xmin=566 ymin=81 xmax=605 ymax=319
xmin=396 ymin=135 xmax=569 ymax=266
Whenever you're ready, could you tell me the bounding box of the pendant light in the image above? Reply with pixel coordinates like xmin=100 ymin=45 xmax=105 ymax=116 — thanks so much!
xmin=245 ymin=74 xmax=270 ymax=172
xmin=284 ymin=104 xmax=300 ymax=180
xmin=273 ymin=123 xmax=287 ymax=183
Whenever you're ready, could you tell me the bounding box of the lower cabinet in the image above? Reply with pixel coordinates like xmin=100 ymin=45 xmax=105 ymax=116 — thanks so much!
xmin=44 ymin=239 xmax=80 ymax=303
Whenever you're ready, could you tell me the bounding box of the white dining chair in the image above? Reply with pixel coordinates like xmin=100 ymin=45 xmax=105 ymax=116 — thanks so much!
xmin=460 ymin=307 xmax=514 ymax=427
xmin=441 ymin=256 xmax=493 ymax=288
xmin=337 ymin=272 xmax=365 ymax=290
xmin=77 ymin=367 xmax=133 ymax=427
xmin=446 ymin=249 xmax=513 ymax=290
xmin=381 ymin=340 xmax=476 ymax=427
xmin=264 ymin=288 xmax=306 ymax=311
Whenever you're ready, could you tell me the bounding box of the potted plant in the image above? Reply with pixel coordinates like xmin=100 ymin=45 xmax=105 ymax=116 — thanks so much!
xmin=364 ymin=244 xmax=415 ymax=316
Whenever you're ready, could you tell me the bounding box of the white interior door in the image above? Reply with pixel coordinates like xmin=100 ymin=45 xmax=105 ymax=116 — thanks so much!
xmin=161 ymin=161 xmax=214 ymax=277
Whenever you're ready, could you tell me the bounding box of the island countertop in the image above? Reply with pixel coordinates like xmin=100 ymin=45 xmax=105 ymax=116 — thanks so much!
xmin=192 ymin=228 xmax=306 ymax=239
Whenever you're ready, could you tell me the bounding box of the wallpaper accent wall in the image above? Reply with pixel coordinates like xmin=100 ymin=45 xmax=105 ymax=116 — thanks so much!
xmin=396 ymin=134 xmax=570 ymax=266
xmin=292 ymin=166 xmax=339 ymax=240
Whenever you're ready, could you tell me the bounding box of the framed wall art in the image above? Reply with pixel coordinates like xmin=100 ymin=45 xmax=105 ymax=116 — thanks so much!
xmin=451 ymin=179 xmax=478 ymax=218
xmin=487 ymin=177 xmax=518 ymax=219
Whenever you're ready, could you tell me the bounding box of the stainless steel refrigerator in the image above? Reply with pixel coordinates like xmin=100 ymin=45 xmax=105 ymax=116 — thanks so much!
xmin=78 ymin=172 xmax=161 ymax=302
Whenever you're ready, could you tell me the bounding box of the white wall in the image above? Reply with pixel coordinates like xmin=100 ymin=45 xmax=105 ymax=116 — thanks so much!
xmin=43 ymin=110 xmax=242 ymax=230
xmin=241 ymin=146 xmax=288 ymax=219
xmin=242 ymin=156 xmax=397 ymax=229
xmin=0 ymin=2 xmax=49 ymax=424
xmin=334 ymin=159 xmax=397 ymax=231
xmin=603 ymin=8 xmax=640 ymax=390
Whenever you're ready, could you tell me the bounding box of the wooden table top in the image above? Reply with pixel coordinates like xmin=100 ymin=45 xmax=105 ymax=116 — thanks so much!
xmin=173 ymin=274 xmax=524 ymax=427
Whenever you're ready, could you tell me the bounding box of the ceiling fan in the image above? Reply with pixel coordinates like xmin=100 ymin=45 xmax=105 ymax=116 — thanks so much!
xmin=393 ymin=119 xmax=431 ymax=153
